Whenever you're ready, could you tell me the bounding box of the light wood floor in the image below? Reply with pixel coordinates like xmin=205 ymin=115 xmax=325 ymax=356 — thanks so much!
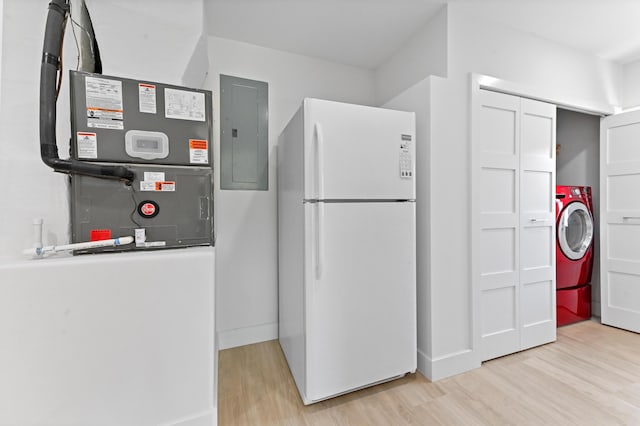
xmin=218 ymin=320 xmax=640 ymax=425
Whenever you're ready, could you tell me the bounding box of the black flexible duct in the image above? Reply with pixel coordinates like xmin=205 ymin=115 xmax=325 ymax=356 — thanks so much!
xmin=40 ymin=0 xmax=134 ymax=184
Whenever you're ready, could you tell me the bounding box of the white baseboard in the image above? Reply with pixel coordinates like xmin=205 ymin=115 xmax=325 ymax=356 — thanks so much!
xmin=168 ymin=409 xmax=216 ymax=426
xmin=417 ymin=348 xmax=480 ymax=382
xmin=217 ymin=322 xmax=278 ymax=350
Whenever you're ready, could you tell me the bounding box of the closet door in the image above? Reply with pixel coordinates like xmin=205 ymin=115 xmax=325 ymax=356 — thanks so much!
xmin=600 ymin=110 xmax=640 ymax=333
xmin=519 ymin=99 xmax=556 ymax=350
xmin=474 ymin=90 xmax=556 ymax=362
xmin=475 ymin=90 xmax=521 ymax=361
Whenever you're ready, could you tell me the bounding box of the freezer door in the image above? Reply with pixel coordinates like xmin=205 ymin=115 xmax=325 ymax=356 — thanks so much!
xmin=304 ymin=201 xmax=416 ymax=403
xmin=304 ymin=99 xmax=415 ymax=200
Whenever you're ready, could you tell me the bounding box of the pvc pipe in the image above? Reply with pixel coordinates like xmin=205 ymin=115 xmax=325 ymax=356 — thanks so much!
xmin=32 ymin=218 xmax=44 ymax=248
xmin=24 ymin=236 xmax=134 ymax=258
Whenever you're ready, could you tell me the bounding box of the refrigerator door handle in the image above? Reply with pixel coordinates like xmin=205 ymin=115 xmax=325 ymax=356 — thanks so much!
xmin=315 ymin=202 xmax=324 ymax=279
xmin=314 ymin=123 xmax=325 ymax=200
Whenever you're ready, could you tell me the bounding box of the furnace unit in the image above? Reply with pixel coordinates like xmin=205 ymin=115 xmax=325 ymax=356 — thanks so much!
xmin=68 ymin=71 xmax=214 ymax=253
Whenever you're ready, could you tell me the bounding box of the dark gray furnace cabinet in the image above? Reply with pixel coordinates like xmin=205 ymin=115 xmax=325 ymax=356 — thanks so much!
xmin=68 ymin=70 xmax=214 ymax=253
xmin=220 ymin=74 xmax=269 ymax=190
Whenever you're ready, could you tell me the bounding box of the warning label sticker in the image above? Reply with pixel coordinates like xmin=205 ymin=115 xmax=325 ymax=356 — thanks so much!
xmin=139 ymin=181 xmax=176 ymax=192
xmin=165 ymin=88 xmax=205 ymax=122
xmin=85 ymin=76 xmax=124 ymax=129
xmin=139 ymin=83 xmax=157 ymax=114
xmin=155 ymin=181 xmax=176 ymax=192
xmin=77 ymin=132 xmax=98 ymax=159
xmin=189 ymin=139 xmax=208 ymax=164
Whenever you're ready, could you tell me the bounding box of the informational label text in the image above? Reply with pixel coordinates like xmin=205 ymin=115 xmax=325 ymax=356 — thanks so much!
xmin=165 ymin=88 xmax=205 ymax=122
xmin=85 ymin=76 xmax=124 ymax=129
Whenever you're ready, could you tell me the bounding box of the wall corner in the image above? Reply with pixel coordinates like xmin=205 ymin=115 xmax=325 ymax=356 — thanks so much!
xmin=182 ymin=35 xmax=210 ymax=89
xmin=373 ymin=5 xmax=448 ymax=106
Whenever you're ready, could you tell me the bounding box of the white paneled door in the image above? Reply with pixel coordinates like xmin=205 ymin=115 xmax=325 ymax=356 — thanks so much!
xmin=473 ymin=90 xmax=556 ymax=362
xmin=475 ymin=90 xmax=520 ymax=361
xmin=519 ymin=99 xmax=556 ymax=350
xmin=600 ymin=110 xmax=640 ymax=333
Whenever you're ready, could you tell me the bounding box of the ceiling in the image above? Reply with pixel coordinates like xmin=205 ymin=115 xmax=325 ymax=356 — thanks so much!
xmin=205 ymin=0 xmax=640 ymax=69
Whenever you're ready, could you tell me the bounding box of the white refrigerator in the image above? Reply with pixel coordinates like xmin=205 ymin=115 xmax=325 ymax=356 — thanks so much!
xmin=278 ymin=98 xmax=417 ymax=405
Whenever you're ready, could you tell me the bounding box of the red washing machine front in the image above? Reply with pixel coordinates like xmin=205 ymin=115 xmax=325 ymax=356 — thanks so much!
xmin=555 ymin=185 xmax=594 ymax=326
xmin=555 ymin=186 xmax=594 ymax=288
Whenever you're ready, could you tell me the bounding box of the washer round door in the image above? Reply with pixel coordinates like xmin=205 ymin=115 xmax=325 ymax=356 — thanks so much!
xmin=558 ymin=201 xmax=594 ymax=260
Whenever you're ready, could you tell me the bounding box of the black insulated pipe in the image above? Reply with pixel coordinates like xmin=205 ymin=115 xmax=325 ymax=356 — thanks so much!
xmin=40 ymin=0 xmax=134 ymax=183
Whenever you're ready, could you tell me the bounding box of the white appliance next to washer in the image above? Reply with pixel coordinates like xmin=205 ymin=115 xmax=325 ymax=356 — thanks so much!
xmin=277 ymin=98 xmax=417 ymax=405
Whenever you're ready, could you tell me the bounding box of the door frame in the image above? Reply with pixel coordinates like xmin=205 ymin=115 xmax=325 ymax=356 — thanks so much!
xmin=469 ymin=73 xmax=613 ymax=362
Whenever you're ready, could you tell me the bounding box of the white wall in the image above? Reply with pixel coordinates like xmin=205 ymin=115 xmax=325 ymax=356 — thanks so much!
xmin=183 ymin=35 xmax=210 ymax=88
xmin=448 ymin=7 xmax=622 ymax=109
xmin=0 ymin=0 xmax=4 ymax=247
xmin=0 ymin=0 xmax=204 ymax=262
xmin=206 ymin=36 xmax=376 ymax=348
xmin=556 ymin=108 xmax=601 ymax=316
xmin=86 ymin=0 xmax=203 ymax=84
xmin=0 ymin=0 xmax=67 ymax=262
xmin=0 ymin=248 xmax=216 ymax=426
xmin=0 ymin=0 xmax=3 ymax=114
xmin=382 ymin=77 xmax=433 ymax=373
xmin=375 ymin=6 xmax=447 ymax=106
xmin=623 ymin=59 xmax=640 ymax=109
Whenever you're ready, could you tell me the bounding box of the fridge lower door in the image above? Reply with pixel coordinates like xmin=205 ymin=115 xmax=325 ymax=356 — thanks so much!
xmin=304 ymin=201 xmax=416 ymax=403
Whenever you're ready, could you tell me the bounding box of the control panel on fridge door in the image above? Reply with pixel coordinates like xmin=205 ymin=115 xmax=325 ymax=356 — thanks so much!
xmin=399 ymin=134 xmax=413 ymax=179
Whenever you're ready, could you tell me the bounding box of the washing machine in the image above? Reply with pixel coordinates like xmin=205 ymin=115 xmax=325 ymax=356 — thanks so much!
xmin=555 ymin=185 xmax=594 ymax=326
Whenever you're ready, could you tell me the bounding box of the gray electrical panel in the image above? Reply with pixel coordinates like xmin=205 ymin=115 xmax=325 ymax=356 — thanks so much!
xmin=220 ymin=74 xmax=268 ymax=190
xmin=68 ymin=71 xmax=214 ymax=253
